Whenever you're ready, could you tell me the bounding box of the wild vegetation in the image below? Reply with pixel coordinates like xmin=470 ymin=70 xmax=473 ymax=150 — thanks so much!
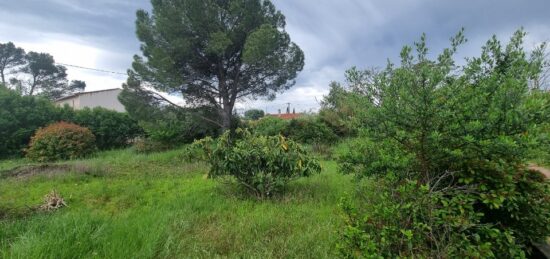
xmin=1 ymin=0 xmax=550 ymax=257
xmin=0 ymin=148 xmax=352 ymax=258
xmin=26 ymin=122 xmax=97 ymax=162
xmin=335 ymin=30 xmax=550 ymax=257
xmin=193 ymin=130 xmax=322 ymax=198
xmin=0 ymin=86 xmax=141 ymax=159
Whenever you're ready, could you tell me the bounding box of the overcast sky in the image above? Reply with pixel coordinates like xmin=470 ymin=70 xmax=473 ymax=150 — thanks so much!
xmin=1 ymin=0 xmax=549 ymax=113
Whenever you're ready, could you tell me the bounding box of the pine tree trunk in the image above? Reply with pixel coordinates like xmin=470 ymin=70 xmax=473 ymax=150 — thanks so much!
xmin=221 ymin=105 xmax=233 ymax=132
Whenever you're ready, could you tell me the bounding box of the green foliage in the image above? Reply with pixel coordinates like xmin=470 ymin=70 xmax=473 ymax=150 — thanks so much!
xmin=195 ymin=130 xmax=321 ymax=198
xmin=337 ymin=29 xmax=550 ymax=255
xmin=119 ymin=85 xmax=220 ymax=146
xmin=249 ymin=116 xmax=289 ymax=136
xmin=0 ymin=42 xmax=26 ymax=85
xmin=319 ymin=80 xmax=372 ymax=138
xmin=21 ymin=52 xmax=70 ymax=99
xmin=129 ymin=0 xmax=304 ymax=129
xmin=0 ymin=88 xmax=60 ymax=158
xmin=250 ymin=115 xmax=338 ymax=144
xmin=69 ymin=107 xmax=142 ymax=150
xmin=244 ymin=109 xmax=265 ymax=120
xmin=0 ymin=42 xmax=85 ymax=99
xmin=285 ymin=117 xmax=338 ymax=144
xmin=337 ymin=136 xmax=414 ymax=179
xmin=0 ymin=148 xmax=351 ymax=258
xmin=338 ymin=177 xmax=526 ymax=258
xmin=526 ymin=90 xmax=550 ymax=165
xmin=26 ymin=122 xmax=96 ymax=162
xmin=0 ymin=87 xmax=141 ymax=158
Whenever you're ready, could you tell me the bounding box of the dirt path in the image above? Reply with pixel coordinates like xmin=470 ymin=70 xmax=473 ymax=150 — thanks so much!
xmin=528 ymin=164 xmax=550 ymax=179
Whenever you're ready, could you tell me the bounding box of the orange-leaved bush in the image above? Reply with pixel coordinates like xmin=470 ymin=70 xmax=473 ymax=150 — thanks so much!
xmin=27 ymin=122 xmax=96 ymax=162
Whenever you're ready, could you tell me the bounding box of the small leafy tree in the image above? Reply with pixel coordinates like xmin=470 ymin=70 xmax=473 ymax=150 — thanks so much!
xmin=195 ymin=130 xmax=321 ymax=198
xmin=337 ymin=29 xmax=550 ymax=256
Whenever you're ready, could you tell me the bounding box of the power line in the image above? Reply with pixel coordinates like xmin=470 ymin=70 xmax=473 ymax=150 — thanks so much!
xmin=55 ymin=62 xmax=127 ymax=76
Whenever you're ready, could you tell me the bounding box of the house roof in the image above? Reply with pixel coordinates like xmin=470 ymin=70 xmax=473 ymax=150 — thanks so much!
xmin=55 ymin=88 xmax=122 ymax=102
xmin=268 ymin=113 xmax=303 ymax=120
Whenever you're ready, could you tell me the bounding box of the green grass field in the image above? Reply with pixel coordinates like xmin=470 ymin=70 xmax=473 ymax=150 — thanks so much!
xmin=0 ymin=148 xmax=354 ymax=258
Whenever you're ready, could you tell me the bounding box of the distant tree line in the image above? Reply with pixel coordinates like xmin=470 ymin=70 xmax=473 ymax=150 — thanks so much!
xmin=0 ymin=41 xmax=86 ymax=100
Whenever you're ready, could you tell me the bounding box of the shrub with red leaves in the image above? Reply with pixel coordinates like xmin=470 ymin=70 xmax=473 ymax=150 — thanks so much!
xmin=27 ymin=122 xmax=96 ymax=162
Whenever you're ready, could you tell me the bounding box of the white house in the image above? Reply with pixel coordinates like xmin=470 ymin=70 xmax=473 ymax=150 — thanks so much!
xmin=55 ymin=88 xmax=125 ymax=112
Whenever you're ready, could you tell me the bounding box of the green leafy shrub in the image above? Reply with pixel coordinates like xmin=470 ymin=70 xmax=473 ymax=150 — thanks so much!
xmin=195 ymin=130 xmax=321 ymax=198
xmin=284 ymin=117 xmax=337 ymax=144
xmin=250 ymin=115 xmax=338 ymax=144
xmin=69 ymin=107 xmax=142 ymax=150
xmin=337 ymin=137 xmax=414 ymax=179
xmin=249 ymin=116 xmax=289 ymax=136
xmin=336 ymin=29 xmax=550 ymax=256
xmin=26 ymin=122 xmax=96 ymax=162
xmin=0 ymin=88 xmax=60 ymax=158
xmin=338 ymin=177 xmax=526 ymax=258
xmin=139 ymin=118 xmax=184 ymax=145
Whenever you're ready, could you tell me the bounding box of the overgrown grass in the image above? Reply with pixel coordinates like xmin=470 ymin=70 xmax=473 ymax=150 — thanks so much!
xmin=0 ymin=148 xmax=354 ymax=258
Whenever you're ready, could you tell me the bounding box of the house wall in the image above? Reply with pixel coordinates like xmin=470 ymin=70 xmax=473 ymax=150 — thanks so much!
xmin=78 ymin=89 xmax=125 ymax=112
xmin=56 ymin=96 xmax=80 ymax=109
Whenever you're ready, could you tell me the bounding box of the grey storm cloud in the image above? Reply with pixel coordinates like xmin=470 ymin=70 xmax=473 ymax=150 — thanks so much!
xmin=1 ymin=0 xmax=549 ymax=112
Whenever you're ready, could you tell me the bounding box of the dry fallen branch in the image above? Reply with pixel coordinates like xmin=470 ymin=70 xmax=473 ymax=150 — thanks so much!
xmin=40 ymin=190 xmax=67 ymax=211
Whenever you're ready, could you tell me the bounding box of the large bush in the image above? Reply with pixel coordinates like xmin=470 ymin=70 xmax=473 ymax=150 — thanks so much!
xmin=337 ymin=30 xmax=550 ymax=256
xmin=69 ymin=107 xmax=142 ymax=150
xmin=284 ymin=117 xmax=338 ymax=144
xmin=249 ymin=116 xmax=289 ymax=137
xmin=0 ymin=87 xmax=60 ymax=158
xmin=339 ymin=177 xmax=527 ymax=258
xmin=337 ymin=136 xmax=414 ymax=178
xmin=250 ymin=115 xmax=337 ymax=144
xmin=26 ymin=122 xmax=96 ymax=162
xmin=195 ymin=130 xmax=321 ymax=198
